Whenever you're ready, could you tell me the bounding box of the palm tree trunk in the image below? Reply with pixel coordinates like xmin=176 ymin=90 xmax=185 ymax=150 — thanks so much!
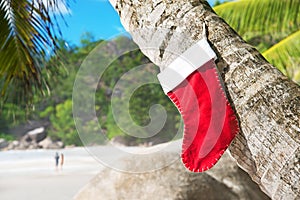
xmin=109 ymin=0 xmax=300 ymax=199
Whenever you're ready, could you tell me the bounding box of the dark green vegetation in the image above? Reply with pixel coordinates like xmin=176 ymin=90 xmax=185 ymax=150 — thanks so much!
xmin=0 ymin=35 xmax=181 ymax=146
xmin=1 ymin=0 xmax=299 ymax=146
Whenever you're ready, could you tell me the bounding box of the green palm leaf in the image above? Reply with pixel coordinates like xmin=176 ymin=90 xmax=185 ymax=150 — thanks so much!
xmin=0 ymin=0 xmax=68 ymax=102
xmin=263 ymin=30 xmax=300 ymax=83
xmin=214 ymin=0 xmax=300 ymax=35
xmin=214 ymin=0 xmax=300 ymax=84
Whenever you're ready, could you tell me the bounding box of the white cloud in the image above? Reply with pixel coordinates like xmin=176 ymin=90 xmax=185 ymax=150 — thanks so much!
xmin=39 ymin=0 xmax=72 ymax=15
xmin=55 ymin=1 xmax=72 ymax=15
xmin=115 ymin=26 xmax=125 ymax=33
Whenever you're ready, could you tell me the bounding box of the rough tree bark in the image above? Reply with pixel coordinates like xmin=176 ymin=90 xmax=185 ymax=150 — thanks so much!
xmin=109 ymin=0 xmax=300 ymax=199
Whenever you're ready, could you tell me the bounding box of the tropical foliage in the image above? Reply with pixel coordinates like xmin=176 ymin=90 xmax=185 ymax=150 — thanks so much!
xmin=0 ymin=0 xmax=299 ymax=146
xmin=0 ymin=36 xmax=181 ymax=146
xmin=214 ymin=0 xmax=300 ymax=84
xmin=0 ymin=0 xmax=70 ymax=101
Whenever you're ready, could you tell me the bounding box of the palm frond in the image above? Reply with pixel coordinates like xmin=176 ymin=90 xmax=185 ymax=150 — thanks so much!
xmin=263 ymin=30 xmax=300 ymax=83
xmin=214 ymin=0 xmax=300 ymax=35
xmin=0 ymin=0 xmax=70 ymax=103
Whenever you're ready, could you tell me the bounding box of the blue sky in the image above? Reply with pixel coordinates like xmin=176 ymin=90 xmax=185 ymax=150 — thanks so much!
xmin=58 ymin=0 xmax=222 ymax=46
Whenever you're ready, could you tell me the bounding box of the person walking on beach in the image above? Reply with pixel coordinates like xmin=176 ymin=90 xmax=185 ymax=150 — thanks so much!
xmin=55 ymin=152 xmax=60 ymax=169
xmin=60 ymin=153 xmax=64 ymax=169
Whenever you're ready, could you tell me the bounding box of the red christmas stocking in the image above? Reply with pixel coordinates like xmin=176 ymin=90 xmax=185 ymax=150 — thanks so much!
xmin=157 ymin=37 xmax=239 ymax=172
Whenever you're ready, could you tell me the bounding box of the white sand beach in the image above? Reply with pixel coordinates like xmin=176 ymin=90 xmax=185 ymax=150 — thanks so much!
xmin=0 ymin=142 xmax=182 ymax=200
xmin=0 ymin=147 xmax=104 ymax=200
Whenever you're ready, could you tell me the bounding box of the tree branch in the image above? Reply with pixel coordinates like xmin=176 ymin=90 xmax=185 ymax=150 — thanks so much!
xmin=110 ymin=0 xmax=300 ymax=198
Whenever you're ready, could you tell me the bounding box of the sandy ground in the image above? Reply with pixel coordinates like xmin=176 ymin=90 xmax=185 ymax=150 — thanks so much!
xmin=0 ymin=147 xmax=104 ymax=200
xmin=0 ymin=142 xmax=181 ymax=200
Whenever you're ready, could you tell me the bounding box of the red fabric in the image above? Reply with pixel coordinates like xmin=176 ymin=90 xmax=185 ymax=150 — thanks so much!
xmin=167 ymin=59 xmax=239 ymax=172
